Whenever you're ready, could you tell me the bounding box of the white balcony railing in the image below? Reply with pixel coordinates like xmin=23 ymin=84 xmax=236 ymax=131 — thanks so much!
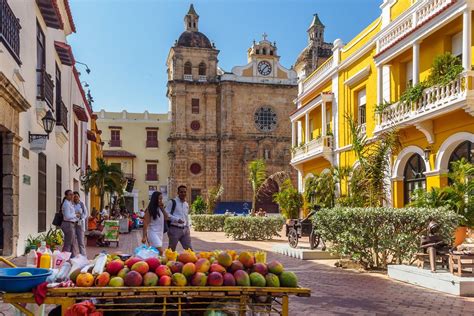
xmin=377 ymin=0 xmax=456 ymax=53
xmin=291 ymin=136 xmax=333 ymax=163
xmin=376 ymin=71 xmax=473 ymax=131
xmin=184 ymin=74 xmax=193 ymax=81
xmin=198 ymin=75 xmax=207 ymax=82
xmin=301 ymin=56 xmax=334 ymax=93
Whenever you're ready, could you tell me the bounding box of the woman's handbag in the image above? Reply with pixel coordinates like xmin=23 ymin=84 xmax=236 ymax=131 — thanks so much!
xmin=53 ymin=200 xmax=64 ymax=226
xmin=52 ymin=210 xmax=63 ymax=227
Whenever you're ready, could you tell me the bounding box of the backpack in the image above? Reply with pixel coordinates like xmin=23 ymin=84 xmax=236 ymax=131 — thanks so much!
xmin=164 ymin=199 xmax=177 ymax=234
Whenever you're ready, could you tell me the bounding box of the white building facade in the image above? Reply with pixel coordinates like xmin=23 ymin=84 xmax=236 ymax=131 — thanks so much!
xmin=0 ymin=0 xmax=93 ymax=256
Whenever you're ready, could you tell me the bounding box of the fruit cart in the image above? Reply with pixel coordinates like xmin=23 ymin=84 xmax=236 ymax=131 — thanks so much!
xmin=1 ymin=285 xmax=311 ymax=316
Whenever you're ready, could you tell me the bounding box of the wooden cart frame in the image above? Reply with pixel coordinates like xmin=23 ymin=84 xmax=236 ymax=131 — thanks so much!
xmin=1 ymin=286 xmax=310 ymax=316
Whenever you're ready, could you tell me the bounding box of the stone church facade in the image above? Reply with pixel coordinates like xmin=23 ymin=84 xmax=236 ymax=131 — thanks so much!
xmin=166 ymin=5 xmax=302 ymax=211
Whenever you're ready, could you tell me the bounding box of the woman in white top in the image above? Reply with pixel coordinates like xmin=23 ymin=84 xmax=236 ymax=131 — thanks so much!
xmin=61 ymin=190 xmax=79 ymax=256
xmin=142 ymin=191 xmax=166 ymax=254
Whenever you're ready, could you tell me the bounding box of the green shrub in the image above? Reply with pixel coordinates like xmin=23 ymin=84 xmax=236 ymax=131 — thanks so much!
xmin=224 ymin=216 xmax=285 ymax=240
xmin=190 ymin=214 xmax=229 ymax=232
xmin=273 ymin=179 xmax=303 ymax=219
xmin=191 ymin=196 xmax=207 ymax=215
xmin=314 ymin=207 xmax=462 ymax=269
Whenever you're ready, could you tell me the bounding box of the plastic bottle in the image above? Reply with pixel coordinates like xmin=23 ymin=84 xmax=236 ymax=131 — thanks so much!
xmin=26 ymin=246 xmax=38 ymax=268
xmin=36 ymin=241 xmax=47 ymax=268
xmin=52 ymin=248 xmax=62 ymax=268
xmin=39 ymin=249 xmax=51 ymax=269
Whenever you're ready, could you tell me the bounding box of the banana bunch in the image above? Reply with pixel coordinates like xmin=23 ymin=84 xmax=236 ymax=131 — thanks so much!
xmin=255 ymin=250 xmax=267 ymax=263
xmin=164 ymin=248 xmax=178 ymax=261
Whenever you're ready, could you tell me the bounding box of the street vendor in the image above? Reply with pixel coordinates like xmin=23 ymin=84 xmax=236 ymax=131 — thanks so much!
xmin=87 ymin=209 xmax=108 ymax=247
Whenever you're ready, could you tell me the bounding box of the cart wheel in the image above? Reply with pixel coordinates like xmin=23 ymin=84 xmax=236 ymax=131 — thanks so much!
xmin=309 ymin=230 xmax=320 ymax=250
xmin=288 ymin=228 xmax=298 ymax=248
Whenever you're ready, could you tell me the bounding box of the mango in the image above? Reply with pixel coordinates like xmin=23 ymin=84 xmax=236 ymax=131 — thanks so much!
xmin=182 ymin=262 xmax=196 ymax=278
xmin=209 ymin=264 xmax=226 ymax=274
xmin=229 ymin=260 xmax=244 ymax=273
xmin=223 ymin=273 xmax=236 ymax=286
xmin=117 ymin=267 xmax=130 ymax=279
xmin=207 ymin=272 xmax=224 ymax=286
xmin=279 ymin=271 xmax=298 ymax=288
xmin=156 ymin=265 xmax=172 ymax=277
xmin=109 ymin=276 xmax=124 ymax=287
xmin=238 ymin=252 xmax=254 ymax=268
xmin=94 ymin=272 xmax=110 ymax=287
xmin=143 ymin=272 xmax=158 ymax=286
xmin=195 ymin=258 xmax=211 ymax=273
xmin=190 ymin=272 xmax=207 ymax=286
xmin=267 ymin=261 xmax=284 ymax=275
xmin=106 ymin=259 xmax=124 ymax=275
xmin=159 ymin=275 xmax=172 ymax=286
xmin=250 ymin=272 xmax=266 ymax=287
xmin=234 ymin=270 xmax=250 ymax=286
xmin=131 ymin=261 xmax=149 ymax=275
xmin=124 ymin=271 xmax=143 ymax=286
xmin=265 ymin=273 xmax=280 ymax=287
xmin=145 ymin=257 xmax=161 ymax=271
xmin=172 ymin=273 xmax=187 ymax=286
xmin=252 ymin=263 xmax=268 ymax=276
xmin=217 ymin=251 xmax=232 ymax=268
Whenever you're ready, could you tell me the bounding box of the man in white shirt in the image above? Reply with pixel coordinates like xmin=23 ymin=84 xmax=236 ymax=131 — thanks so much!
xmin=165 ymin=185 xmax=192 ymax=251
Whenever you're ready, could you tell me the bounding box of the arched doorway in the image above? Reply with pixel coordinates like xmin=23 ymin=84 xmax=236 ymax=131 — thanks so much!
xmin=448 ymin=140 xmax=473 ymax=171
xmin=256 ymin=178 xmax=280 ymax=213
xmin=404 ymin=153 xmax=426 ymax=205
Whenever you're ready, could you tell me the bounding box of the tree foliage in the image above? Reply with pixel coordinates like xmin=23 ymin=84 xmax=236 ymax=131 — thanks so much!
xmin=248 ymin=159 xmax=267 ymax=213
xmin=347 ymin=115 xmax=399 ymax=207
xmin=191 ymin=195 xmax=207 ymax=215
xmin=273 ymin=179 xmax=303 ymax=219
xmin=206 ymin=185 xmax=224 ymax=214
xmin=410 ymin=158 xmax=474 ymax=226
xmin=81 ymin=158 xmax=125 ymax=211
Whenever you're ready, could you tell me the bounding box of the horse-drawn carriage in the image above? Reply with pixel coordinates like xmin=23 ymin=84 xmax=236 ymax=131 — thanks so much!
xmin=285 ymin=209 xmax=324 ymax=250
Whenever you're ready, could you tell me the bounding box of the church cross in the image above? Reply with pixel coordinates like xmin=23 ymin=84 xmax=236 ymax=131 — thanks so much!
xmin=262 ymin=32 xmax=268 ymax=41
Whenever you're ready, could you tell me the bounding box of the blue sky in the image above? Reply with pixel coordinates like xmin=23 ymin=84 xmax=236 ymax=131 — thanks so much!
xmin=68 ymin=0 xmax=381 ymax=113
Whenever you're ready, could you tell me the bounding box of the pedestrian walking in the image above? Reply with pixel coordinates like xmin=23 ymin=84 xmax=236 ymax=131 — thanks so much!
xmin=60 ymin=190 xmax=79 ymax=257
xmin=142 ymin=191 xmax=166 ymax=254
xmin=165 ymin=185 xmax=193 ymax=251
xmin=73 ymin=191 xmax=87 ymax=256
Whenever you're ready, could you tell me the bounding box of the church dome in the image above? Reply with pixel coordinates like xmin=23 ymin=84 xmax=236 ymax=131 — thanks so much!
xmin=177 ymin=31 xmax=212 ymax=49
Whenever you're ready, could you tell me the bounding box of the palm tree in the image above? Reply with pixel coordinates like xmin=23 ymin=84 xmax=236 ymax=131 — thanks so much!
xmin=206 ymin=185 xmax=224 ymax=214
xmin=248 ymin=159 xmax=267 ymax=214
xmin=347 ymin=115 xmax=399 ymax=207
xmin=81 ymin=158 xmax=126 ymax=211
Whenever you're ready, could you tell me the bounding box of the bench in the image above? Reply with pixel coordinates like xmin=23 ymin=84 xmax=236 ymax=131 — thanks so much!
xmin=415 ymin=252 xmax=449 ymax=270
xmin=449 ymin=254 xmax=474 ymax=276
xmin=85 ymin=233 xmax=100 ymax=247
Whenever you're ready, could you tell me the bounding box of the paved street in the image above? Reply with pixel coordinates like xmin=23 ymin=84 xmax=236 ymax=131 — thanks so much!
xmin=3 ymin=229 xmax=474 ymax=315
xmin=86 ymin=230 xmax=474 ymax=315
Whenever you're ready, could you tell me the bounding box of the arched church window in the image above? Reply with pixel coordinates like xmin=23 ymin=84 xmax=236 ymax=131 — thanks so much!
xmin=270 ymin=50 xmax=274 ymax=56
xmin=263 ymin=48 xmax=267 ymax=55
xmin=256 ymin=49 xmax=260 ymax=54
xmin=184 ymin=62 xmax=192 ymax=75
xmin=198 ymin=62 xmax=206 ymax=76
xmin=404 ymin=153 xmax=426 ymax=205
xmin=448 ymin=140 xmax=473 ymax=171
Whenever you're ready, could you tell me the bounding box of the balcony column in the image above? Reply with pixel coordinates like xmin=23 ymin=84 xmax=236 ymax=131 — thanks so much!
xmin=321 ymin=102 xmax=327 ymax=136
xmin=412 ymin=41 xmax=420 ymax=85
xmin=376 ymin=65 xmax=383 ymax=104
xmin=305 ymin=113 xmax=310 ymax=143
xmin=291 ymin=121 xmax=297 ymax=146
xmin=463 ymin=9 xmax=472 ymax=70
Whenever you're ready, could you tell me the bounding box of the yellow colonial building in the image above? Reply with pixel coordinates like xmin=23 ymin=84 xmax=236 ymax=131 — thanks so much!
xmin=95 ymin=110 xmax=171 ymax=212
xmin=292 ymin=0 xmax=474 ymax=207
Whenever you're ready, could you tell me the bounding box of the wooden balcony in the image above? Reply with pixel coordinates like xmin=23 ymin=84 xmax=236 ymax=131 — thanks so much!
xmin=56 ymin=100 xmax=68 ymax=132
xmin=376 ymin=71 xmax=474 ymax=133
xmin=0 ymin=0 xmax=21 ymax=64
xmin=36 ymin=68 xmax=54 ymax=109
